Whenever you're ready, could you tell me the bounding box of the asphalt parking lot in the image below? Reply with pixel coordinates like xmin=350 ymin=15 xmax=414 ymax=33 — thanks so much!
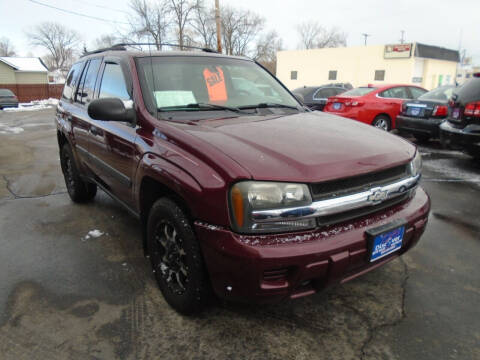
xmin=0 ymin=108 xmax=479 ymax=360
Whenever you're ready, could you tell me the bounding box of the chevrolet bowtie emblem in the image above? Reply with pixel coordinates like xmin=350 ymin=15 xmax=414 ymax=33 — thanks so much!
xmin=367 ymin=188 xmax=389 ymax=203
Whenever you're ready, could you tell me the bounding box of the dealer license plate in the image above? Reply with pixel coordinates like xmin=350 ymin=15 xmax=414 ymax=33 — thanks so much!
xmin=368 ymin=224 xmax=405 ymax=262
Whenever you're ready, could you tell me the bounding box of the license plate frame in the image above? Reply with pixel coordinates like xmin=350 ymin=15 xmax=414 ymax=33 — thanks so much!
xmin=366 ymin=219 xmax=406 ymax=262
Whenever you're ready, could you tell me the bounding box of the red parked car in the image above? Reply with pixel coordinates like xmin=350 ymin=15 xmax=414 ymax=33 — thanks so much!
xmin=56 ymin=45 xmax=430 ymax=314
xmin=324 ymin=84 xmax=428 ymax=131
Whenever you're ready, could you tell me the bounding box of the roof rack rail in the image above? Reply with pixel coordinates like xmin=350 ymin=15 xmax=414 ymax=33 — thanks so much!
xmin=83 ymin=42 xmax=218 ymax=56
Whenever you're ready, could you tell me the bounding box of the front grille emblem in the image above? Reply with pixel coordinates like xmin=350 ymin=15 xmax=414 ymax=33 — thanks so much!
xmin=367 ymin=188 xmax=389 ymax=204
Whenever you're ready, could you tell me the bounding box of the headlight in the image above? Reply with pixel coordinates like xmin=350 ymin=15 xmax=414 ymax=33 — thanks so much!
xmin=408 ymin=151 xmax=422 ymax=177
xmin=229 ymin=181 xmax=316 ymax=233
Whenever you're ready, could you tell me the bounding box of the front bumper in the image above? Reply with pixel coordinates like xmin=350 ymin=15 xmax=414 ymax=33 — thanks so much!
xmin=195 ymin=187 xmax=430 ymax=303
xmin=396 ymin=115 xmax=444 ymax=138
xmin=440 ymin=121 xmax=480 ymax=155
xmin=0 ymin=102 xmax=19 ymax=109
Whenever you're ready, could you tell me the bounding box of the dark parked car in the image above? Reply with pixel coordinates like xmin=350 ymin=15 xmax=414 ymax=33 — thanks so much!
xmin=292 ymin=83 xmax=352 ymax=111
xmin=440 ymin=74 xmax=480 ymax=159
xmin=396 ymin=85 xmax=455 ymax=142
xmin=0 ymin=88 xmax=19 ymax=109
xmin=56 ymin=45 xmax=430 ymax=314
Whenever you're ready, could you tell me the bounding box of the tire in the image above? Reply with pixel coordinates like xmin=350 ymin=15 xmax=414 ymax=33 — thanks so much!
xmin=414 ymin=134 xmax=430 ymax=143
xmin=147 ymin=198 xmax=210 ymax=314
xmin=60 ymin=143 xmax=97 ymax=202
xmin=372 ymin=115 xmax=391 ymax=131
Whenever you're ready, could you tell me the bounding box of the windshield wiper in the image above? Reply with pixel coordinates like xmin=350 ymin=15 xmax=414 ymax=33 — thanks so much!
xmin=159 ymin=103 xmax=250 ymax=114
xmin=238 ymin=103 xmax=300 ymax=110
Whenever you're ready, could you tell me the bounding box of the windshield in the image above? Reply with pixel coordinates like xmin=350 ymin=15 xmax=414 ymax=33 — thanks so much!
xmin=340 ymin=87 xmax=377 ymax=97
xmin=137 ymin=56 xmax=299 ymax=115
xmin=419 ymin=85 xmax=455 ymax=101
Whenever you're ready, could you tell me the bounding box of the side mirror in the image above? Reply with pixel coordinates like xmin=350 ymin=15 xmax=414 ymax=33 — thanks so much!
xmin=294 ymin=93 xmax=305 ymax=104
xmin=88 ymin=98 xmax=135 ymax=122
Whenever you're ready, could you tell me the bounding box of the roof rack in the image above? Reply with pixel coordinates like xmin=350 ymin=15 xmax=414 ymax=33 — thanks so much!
xmin=83 ymin=42 xmax=218 ymax=56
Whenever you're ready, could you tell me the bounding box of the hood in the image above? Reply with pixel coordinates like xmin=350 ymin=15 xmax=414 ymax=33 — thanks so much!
xmin=179 ymin=111 xmax=415 ymax=183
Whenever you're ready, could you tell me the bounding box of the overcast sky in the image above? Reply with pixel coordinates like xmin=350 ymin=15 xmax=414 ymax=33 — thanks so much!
xmin=1 ymin=0 xmax=479 ymax=63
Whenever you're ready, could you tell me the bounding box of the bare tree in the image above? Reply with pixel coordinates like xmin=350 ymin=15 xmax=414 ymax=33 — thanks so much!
xmin=128 ymin=0 xmax=171 ymax=49
xmin=0 ymin=37 xmax=16 ymax=57
xmin=253 ymin=31 xmax=283 ymax=74
xmin=221 ymin=6 xmax=265 ymax=56
xmin=94 ymin=34 xmax=118 ymax=49
xmin=191 ymin=1 xmax=216 ymax=49
xmin=169 ymin=0 xmax=198 ymax=49
xmin=26 ymin=22 xmax=80 ymax=73
xmin=297 ymin=21 xmax=346 ymax=49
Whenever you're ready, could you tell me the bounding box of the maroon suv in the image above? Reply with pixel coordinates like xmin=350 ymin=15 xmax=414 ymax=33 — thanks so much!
xmin=56 ymin=47 xmax=430 ymax=314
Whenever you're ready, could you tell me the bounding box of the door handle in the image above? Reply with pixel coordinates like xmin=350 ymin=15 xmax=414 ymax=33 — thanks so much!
xmin=90 ymin=127 xmax=102 ymax=137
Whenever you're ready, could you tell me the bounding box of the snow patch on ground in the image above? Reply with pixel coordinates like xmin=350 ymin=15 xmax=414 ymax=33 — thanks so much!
xmin=2 ymin=98 xmax=59 ymax=112
xmin=0 ymin=124 xmax=24 ymax=134
xmin=83 ymin=229 xmax=104 ymax=241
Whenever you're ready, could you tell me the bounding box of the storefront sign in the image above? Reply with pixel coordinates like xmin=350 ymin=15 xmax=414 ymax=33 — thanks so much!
xmin=384 ymin=44 xmax=412 ymax=59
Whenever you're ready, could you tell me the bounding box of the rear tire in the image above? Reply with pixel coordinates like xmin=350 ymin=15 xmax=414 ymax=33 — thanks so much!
xmin=372 ymin=115 xmax=391 ymax=131
xmin=147 ymin=198 xmax=210 ymax=315
xmin=60 ymin=143 xmax=97 ymax=203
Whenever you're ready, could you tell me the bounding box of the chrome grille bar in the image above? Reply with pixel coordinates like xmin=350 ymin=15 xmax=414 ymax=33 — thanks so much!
xmin=251 ymin=175 xmax=420 ymax=223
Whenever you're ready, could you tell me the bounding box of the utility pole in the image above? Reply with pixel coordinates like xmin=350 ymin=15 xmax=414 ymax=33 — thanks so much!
xmin=400 ymin=30 xmax=405 ymax=44
xmin=215 ymin=0 xmax=222 ymax=53
xmin=362 ymin=33 xmax=370 ymax=46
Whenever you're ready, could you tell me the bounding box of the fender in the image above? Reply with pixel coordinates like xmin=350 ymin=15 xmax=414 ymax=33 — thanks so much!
xmin=134 ymin=152 xmax=230 ymax=226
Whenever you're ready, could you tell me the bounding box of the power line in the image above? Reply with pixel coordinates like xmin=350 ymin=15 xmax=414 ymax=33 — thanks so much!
xmin=27 ymin=0 xmax=131 ymax=25
xmin=62 ymin=0 xmax=130 ymax=15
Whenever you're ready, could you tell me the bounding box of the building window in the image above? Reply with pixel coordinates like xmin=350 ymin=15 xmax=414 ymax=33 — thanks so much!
xmin=290 ymin=71 xmax=298 ymax=80
xmin=328 ymin=70 xmax=337 ymax=80
xmin=374 ymin=70 xmax=385 ymax=81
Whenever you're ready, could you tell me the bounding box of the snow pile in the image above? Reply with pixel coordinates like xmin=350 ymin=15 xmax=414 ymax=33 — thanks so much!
xmin=83 ymin=229 xmax=104 ymax=241
xmin=3 ymin=98 xmax=59 ymax=112
xmin=0 ymin=124 xmax=24 ymax=134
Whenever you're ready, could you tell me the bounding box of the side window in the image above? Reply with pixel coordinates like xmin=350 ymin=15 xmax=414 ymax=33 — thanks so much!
xmin=409 ymin=87 xmax=427 ymax=99
xmin=99 ymin=63 xmax=130 ymax=100
xmin=313 ymin=88 xmax=329 ymax=99
xmin=62 ymin=62 xmax=84 ymax=100
xmin=75 ymin=61 xmax=89 ymax=104
xmin=78 ymin=58 xmax=102 ymax=104
xmin=333 ymin=88 xmax=346 ymax=95
xmin=380 ymin=87 xmax=409 ymax=99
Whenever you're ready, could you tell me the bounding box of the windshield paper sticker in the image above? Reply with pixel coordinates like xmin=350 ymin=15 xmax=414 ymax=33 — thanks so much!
xmin=154 ymin=91 xmax=197 ymax=108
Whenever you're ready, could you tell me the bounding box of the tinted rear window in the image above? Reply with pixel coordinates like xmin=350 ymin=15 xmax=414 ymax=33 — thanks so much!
xmin=419 ymin=85 xmax=455 ymax=101
xmin=454 ymin=78 xmax=480 ymax=102
xmin=341 ymin=87 xmax=377 ymax=97
xmin=0 ymin=89 xmax=14 ymax=96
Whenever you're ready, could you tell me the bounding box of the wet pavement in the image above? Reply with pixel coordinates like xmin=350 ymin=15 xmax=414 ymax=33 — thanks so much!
xmin=0 ymin=108 xmax=479 ymax=360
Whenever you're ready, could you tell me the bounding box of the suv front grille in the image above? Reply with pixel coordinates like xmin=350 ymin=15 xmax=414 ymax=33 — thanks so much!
xmin=310 ymin=164 xmax=409 ymax=201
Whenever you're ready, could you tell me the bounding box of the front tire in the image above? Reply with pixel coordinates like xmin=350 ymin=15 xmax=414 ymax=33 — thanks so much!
xmin=147 ymin=198 xmax=210 ymax=314
xmin=372 ymin=115 xmax=391 ymax=131
xmin=60 ymin=143 xmax=97 ymax=202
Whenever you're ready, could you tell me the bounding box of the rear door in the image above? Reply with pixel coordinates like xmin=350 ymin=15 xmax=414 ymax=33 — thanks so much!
xmin=87 ymin=60 xmax=137 ymax=208
xmin=377 ymin=86 xmax=411 ymax=125
xmin=57 ymin=61 xmax=89 ymax=171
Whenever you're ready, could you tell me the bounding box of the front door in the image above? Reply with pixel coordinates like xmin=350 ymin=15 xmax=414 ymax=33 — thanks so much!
xmin=88 ymin=61 xmax=137 ymax=208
